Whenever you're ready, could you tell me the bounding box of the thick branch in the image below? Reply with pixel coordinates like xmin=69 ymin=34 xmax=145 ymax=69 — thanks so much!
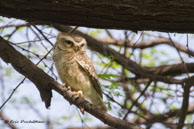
xmin=0 ymin=37 xmax=143 ymax=129
xmin=135 ymin=104 xmax=194 ymax=125
xmin=0 ymin=38 xmax=52 ymax=108
xmin=1 ymin=0 xmax=194 ymax=33
xmin=69 ymin=104 xmax=194 ymax=129
xmin=105 ymin=38 xmax=194 ymax=57
xmin=146 ymin=63 xmax=194 ymax=76
xmin=177 ymin=76 xmax=193 ymax=129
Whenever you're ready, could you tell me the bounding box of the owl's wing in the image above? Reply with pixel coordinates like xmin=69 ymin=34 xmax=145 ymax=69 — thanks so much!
xmin=75 ymin=52 xmax=103 ymax=98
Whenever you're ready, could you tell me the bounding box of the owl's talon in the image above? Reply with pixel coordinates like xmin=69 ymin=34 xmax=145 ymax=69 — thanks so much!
xmin=72 ymin=90 xmax=85 ymax=101
xmin=62 ymin=84 xmax=72 ymax=91
xmin=77 ymin=90 xmax=85 ymax=99
xmin=67 ymin=86 xmax=71 ymax=91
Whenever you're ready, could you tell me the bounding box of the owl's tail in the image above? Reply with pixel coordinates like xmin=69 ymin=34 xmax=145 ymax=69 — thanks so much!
xmin=91 ymin=95 xmax=107 ymax=112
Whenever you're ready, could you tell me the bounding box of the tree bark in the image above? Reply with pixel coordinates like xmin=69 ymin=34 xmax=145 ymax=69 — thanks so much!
xmin=1 ymin=0 xmax=194 ymax=33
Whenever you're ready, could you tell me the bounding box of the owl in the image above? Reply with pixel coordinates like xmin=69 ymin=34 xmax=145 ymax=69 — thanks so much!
xmin=53 ymin=32 xmax=107 ymax=111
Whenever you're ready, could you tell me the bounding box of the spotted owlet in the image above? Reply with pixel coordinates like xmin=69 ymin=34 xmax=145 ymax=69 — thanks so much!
xmin=53 ymin=32 xmax=107 ymax=111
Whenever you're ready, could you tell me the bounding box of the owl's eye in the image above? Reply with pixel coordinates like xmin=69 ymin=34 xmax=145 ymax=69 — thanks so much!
xmin=66 ymin=40 xmax=73 ymax=45
xmin=81 ymin=44 xmax=85 ymax=47
xmin=61 ymin=39 xmax=73 ymax=45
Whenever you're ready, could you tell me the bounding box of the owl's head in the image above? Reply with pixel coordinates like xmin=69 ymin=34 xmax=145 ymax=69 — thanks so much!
xmin=56 ymin=32 xmax=87 ymax=52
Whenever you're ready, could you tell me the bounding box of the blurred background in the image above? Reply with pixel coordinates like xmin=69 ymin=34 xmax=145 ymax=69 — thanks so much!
xmin=0 ymin=17 xmax=194 ymax=129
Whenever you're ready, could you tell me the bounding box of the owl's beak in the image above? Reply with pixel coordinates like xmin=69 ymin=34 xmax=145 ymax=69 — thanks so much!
xmin=74 ymin=46 xmax=80 ymax=52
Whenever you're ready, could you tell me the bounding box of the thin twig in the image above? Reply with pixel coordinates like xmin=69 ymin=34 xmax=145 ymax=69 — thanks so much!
xmin=168 ymin=33 xmax=190 ymax=78
xmin=0 ymin=78 xmax=25 ymax=110
xmin=76 ymin=108 xmax=90 ymax=129
xmin=133 ymin=31 xmax=144 ymax=46
xmin=105 ymin=29 xmax=114 ymax=39
xmin=186 ymin=34 xmax=191 ymax=57
xmin=0 ymin=48 xmax=53 ymax=110
xmin=123 ymin=81 xmax=152 ymax=120
xmin=68 ymin=26 xmax=79 ymax=34
xmin=31 ymin=25 xmax=54 ymax=46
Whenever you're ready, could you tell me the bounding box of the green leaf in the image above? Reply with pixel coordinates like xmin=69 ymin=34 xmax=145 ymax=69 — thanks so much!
xmin=113 ymin=91 xmax=121 ymax=97
xmin=88 ymin=29 xmax=102 ymax=36
xmin=62 ymin=116 xmax=68 ymax=120
xmin=186 ymin=114 xmax=193 ymax=123
xmin=22 ymin=96 xmax=30 ymax=104
xmin=105 ymin=101 xmax=112 ymax=110
xmin=10 ymin=99 xmax=17 ymax=104
xmin=17 ymin=26 xmax=26 ymax=32
xmin=111 ymin=61 xmax=120 ymax=69
xmin=103 ymin=85 xmax=110 ymax=89
xmin=151 ymin=48 xmax=156 ymax=55
xmin=5 ymin=68 xmax=12 ymax=77
xmin=148 ymin=60 xmax=155 ymax=66
xmin=170 ymin=105 xmax=178 ymax=110
xmin=142 ymin=52 xmax=151 ymax=59
xmin=110 ymin=82 xmax=119 ymax=89
xmin=98 ymin=73 xmax=118 ymax=80
xmin=84 ymin=117 xmax=93 ymax=121
xmin=124 ymin=69 xmax=130 ymax=77
xmin=3 ymin=36 xmax=9 ymax=40
xmin=97 ymin=53 xmax=106 ymax=59
xmin=127 ymin=101 xmax=132 ymax=108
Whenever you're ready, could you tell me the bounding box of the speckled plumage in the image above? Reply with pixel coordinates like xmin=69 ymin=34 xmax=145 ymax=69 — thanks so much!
xmin=53 ymin=32 xmax=107 ymax=111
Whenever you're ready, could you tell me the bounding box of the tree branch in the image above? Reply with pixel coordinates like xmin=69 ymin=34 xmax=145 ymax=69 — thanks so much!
xmin=68 ymin=104 xmax=194 ymax=129
xmin=0 ymin=37 xmax=53 ymax=108
xmin=177 ymin=76 xmax=194 ymax=129
xmin=1 ymin=0 xmax=194 ymax=33
xmin=0 ymin=37 xmax=143 ymax=129
xmin=0 ymin=112 xmax=18 ymax=129
xmin=104 ymin=38 xmax=194 ymax=57
xmin=146 ymin=63 xmax=194 ymax=76
xmin=135 ymin=104 xmax=194 ymax=125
